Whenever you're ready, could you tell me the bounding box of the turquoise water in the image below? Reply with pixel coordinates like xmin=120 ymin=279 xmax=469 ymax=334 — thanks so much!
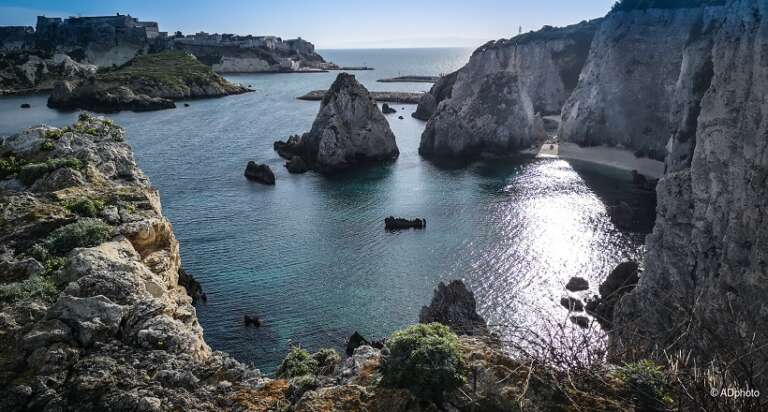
xmin=0 ymin=48 xmax=653 ymax=373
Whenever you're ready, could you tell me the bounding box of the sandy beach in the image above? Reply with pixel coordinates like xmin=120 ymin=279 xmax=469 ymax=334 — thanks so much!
xmin=538 ymin=142 xmax=665 ymax=178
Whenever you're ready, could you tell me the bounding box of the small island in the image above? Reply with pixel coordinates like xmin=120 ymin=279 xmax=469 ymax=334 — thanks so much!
xmin=47 ymin=51 xmax=251 ymax=113
xmin=377 ymin=75 xmax=440 ymax=83
xmin=298 ymin=90 xmax=422 ymax=104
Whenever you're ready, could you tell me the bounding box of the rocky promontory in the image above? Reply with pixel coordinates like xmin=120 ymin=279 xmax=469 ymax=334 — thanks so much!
xmin=0 ymin=114 xmax=265 ymax=410
xmin=47 ymin=51 xmax=250 ymax=112
xmin=0 ymin=50 xmax=96 ymax=95
xmin=275 ymin=73 xmax=399 ymax=173
xmin=417 ymin=19 xmax=601 ymax=158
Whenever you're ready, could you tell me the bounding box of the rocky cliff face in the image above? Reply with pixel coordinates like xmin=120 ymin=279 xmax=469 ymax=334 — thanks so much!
xmin=416 ymin=20 xmax=600 ymax=158
xmin=274 ymin=73 xmax=399 ymax=173
xmin=559 ymin=7 xmax=726 ymax=160
xmin=0 ymin=51 xmax=95 ymax=94
xmin=0 ymin=114 xmax=266 ymax=411
xmin=610 ymin=0 xmax=768 ymax=388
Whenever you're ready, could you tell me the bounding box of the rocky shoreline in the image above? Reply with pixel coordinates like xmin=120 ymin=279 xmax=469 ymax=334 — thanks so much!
xmin=377 ymin=75 xmax=439 ymax=83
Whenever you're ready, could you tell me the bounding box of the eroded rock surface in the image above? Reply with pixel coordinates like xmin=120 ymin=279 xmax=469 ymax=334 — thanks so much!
xmin=419 ymin=280 xmax=489 ymax=336
xmin=418 ymin=20 xmax=601 ymax=158
xmin=273 ymin=73 xmax=399 ymax=173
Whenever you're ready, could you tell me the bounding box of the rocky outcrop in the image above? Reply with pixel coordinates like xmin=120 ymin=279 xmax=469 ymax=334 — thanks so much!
xmin=411 ymin=71 xmax=458 ymax=120
xmin=417 ymin=20 xmax=601 ymax=158
xmin=384 ymin=217 xmax=426 ymax=230
xmin=243 ymin=161 xmax=276 ymax=185
xmin=0 ymin=50 xmax=95 ymax=94
xmin=47 ymin=51 xmax=250 ymax=112
xmin=610 ymin=0 xmax=768 ymax=390
xmin=0 ymin=114 xmax=266 ymax=411
xmin=559 ymin=6 xmax=725 ymax=160
xmin=274 ymin=73 xmax=399 ymax=173
xmin=419 ymin=280 xmax=489 ymax=336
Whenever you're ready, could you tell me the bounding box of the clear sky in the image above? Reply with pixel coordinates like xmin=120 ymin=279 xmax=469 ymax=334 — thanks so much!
xmin=0 ymin=0 xmax=616 ymax=49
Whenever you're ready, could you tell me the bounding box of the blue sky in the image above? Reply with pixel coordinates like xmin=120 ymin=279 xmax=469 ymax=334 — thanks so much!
xmin=0 ymin=0 xmax=616 ymax=49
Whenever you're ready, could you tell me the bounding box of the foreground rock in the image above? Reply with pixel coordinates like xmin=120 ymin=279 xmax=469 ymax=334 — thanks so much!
xmin=47 ymin=51 xmax=250 ymax=113
xmin=0 ymin=114 xmax=265 ymax=411
xmin=275 ymin=73 xmax=399 ymax=173
xmin=244 ymin=161 xmax=276 ymax=185
xmin=384 ymin=216 xmax=426 ymax=230
xmin=419 ymin=280 xmax=489 ymax=336
xmin=417 ymin=20 xmax=601 ymax=157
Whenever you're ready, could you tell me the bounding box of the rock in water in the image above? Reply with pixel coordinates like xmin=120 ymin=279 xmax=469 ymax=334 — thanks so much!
xmin=346 ymin=331 xmax=370 ymax=356
xmin=178 ymin=267 xmax=205 ymax=304
xmin=418 ymin=19 xmax=600 ymax=158
xmin=273 ymin=73 xmax=399 ymax=173
xmin=419 ymin=280 xmax=489 ymax=336
xmin=384 ymin=216 xmax=426 ymax=230
xmin=565 ymin=276 xmax=589 ymax=292
xmin=586 ymin=262 xmax=640 ymax=330
xmin=381 ymin=103 xmax=397 ymax=114
xmin=244 ymin=161 xmax=276 ymax=185
xmin=20 ymin=103 xmax=31 ymax=108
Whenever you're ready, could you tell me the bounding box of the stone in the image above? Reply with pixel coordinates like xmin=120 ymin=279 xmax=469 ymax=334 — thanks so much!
xmin=273 ymin=73 xmax=399 ymax=173
xmin=586 ymin=262 xmax=639 ymax=330
xmin=47 ymin=295 xmax=127 ymax=346
xmin=570 ymin=316 xmax=589 ymax=329
xmin=244 ymin=315 xmax=261 ymax=327
xmin=384 ymin=216 xmax=426 ymax=230
xmin=419 ymin=280 xmax=489 ymax=336
xmin=397 ymin=115 xmax=403 ymax=119
xmin=565 ymin=276 xmax=589 ymax=292
xmin=178 ymin=267 xmax=204 ymax=304
xmin=381 ymin=103 xmax=396 ymax=114
xmin=20 ymin=103 xmax=30 ymax=108
xmin=346 ymin=331 xmax=370 ymax=356
xmin=244 ymin=161 xmax=275 ymax=185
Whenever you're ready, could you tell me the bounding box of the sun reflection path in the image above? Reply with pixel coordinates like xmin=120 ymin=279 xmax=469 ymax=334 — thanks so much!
xmin=460 ymin=159 xmax=644 ymax=343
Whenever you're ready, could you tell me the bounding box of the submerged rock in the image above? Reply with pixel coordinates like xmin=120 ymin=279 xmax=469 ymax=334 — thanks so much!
xmin=273 ymin=73 xmax=399 ymax=173
xmin=419 ymin=280 xmax=489 ymax=336
xmin=20 ymin=103 xmax=30 ymax=108
xmin=244 ymin=315 xmax=261 ymax=327
xmin=560 ymin=296 xmax=584 ymax=312
xmin=244 ymin=161 xmax=276 ymax=185
xmin=384 ymin=216 xmax=426 ymax=230
xmin=285 ymin=156 xmax=309 ymax=174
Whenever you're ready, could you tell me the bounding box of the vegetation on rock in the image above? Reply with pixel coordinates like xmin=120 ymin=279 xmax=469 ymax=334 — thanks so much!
xmin=277 ymin=347 xmax=319 ymax=379
xmin=17 ymin=157 xmax=82 ymax=186
xmin=381 ymin=323 xmax=465 ymax=402
xmin=43 ymin=218 xmax=114 ymax=254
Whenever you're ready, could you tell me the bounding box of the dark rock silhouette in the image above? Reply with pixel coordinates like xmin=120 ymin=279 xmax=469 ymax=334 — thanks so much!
xmin=244 ymin=161 xmax=275 ymax=185
xmin=384 ymin=216 xmax=426 ymax=230
xmin=419 ymin=280 xmax=489 ymax=336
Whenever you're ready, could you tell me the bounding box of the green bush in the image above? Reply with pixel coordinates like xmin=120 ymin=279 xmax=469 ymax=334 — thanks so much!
xmin=40 ymin=140 xmax=55 ymax=151
xmin=381 ymin=323 xmax=466 ymax=402
xmin=287 ymin=375 xmax=319 ymax=402
xmin=614 ymin=360 xmax=671 ymax=411
xmin=277 ymin=347 xmax=319 ymax=379
xmin=312 ymin=348 xmax=342 ymax=375
xmin=66 ymin=198 xmax=104 ymax=218
xmin=44 ymin=218 xmax=114 ymax=254
xmin=0 ymin=276 xmax=58 ymax=304
xmin=0 ymin=155 xmax=22 ymax=179
xmin=17 ymin=157 xmax=82 ymax=186
xmin=45 ymin=129 xmax=64 ymax=140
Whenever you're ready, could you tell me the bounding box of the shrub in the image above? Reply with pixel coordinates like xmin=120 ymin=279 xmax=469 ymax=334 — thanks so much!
xmin=287 ymin=375 xmax=319 ymax=402
xmin=66 ymin=197 xmax=104 ymax=218
xmin=0 ymin=155 xmax=22 ymax=179
xmin=17 ymin=157 xmax=82 ymax=186
xmin=381 ymin=323 xmax=466 ymax=402
xmin=45 ymin=129 xmax=64 ymax=140
xmin=277 ymin=347 xmax=319 ymax=379
xmin=614 ymin=360 xmax=671 ymax=411
xmin=0 ymin=276 xmax=58 ymax=304
xmin=44 ymin=218 xmax=114 ymax=254
xmin=312 ymin=348 xmax=342 ymax=375
xmin=40 ymin=140 xmax=55 ymax=151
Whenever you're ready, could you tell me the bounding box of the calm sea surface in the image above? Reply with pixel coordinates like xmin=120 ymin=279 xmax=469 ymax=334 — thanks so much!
xmin=0 ymin=48 xmax=653 ymax=373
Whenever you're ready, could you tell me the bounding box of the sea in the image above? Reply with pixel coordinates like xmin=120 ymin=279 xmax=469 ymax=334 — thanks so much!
xmin=0 ymin=48 xmax=655 ymax=373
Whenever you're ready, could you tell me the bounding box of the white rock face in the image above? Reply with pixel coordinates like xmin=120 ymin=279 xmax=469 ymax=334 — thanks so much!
xmin=611 ymin=1 xmax=768 ymax=383
xmin=294 ymin=73 xmax=399 ymax=172
xmin=559 ymin=7 xmax=724 ymax=160
xmin=418 ymin=20 xmax=600 ymax=158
